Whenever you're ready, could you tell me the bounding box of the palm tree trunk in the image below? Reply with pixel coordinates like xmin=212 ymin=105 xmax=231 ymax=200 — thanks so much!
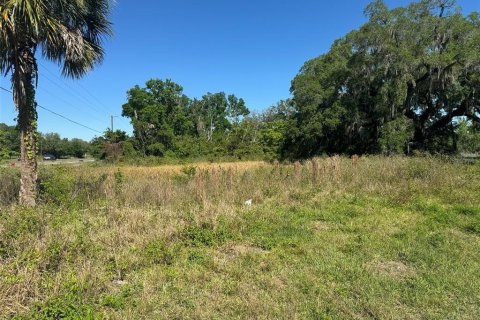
xmin=18 ymin=93 xmax=38 ymax=206
xmin=14 ymin=48 xmax=38 ymax=206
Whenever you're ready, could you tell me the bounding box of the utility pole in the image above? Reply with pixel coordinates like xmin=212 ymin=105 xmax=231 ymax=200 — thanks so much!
xmin=111 ymin=115 xmax=119 ymax=132
xmin=110 ymin=115 xmax=120 ymax=144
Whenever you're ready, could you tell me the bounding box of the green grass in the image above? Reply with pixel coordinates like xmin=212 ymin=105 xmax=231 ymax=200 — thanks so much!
xmin=1 ymin=157 xmax=480 ymax=319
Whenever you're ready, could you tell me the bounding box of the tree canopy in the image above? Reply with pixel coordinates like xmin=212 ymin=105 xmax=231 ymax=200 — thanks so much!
xmin=284 ymin=0 xmax=480 ymax=157
xmin=118 ymin=79 xmax=290 ymax=161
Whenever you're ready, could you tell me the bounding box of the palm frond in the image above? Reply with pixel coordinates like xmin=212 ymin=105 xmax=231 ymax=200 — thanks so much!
xmin=0 ymin=0 xmax=112 ymax=79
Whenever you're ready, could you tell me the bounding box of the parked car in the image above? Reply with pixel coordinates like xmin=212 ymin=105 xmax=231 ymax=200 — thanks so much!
xmin=43 ymin=154 xmax=56 ymax=161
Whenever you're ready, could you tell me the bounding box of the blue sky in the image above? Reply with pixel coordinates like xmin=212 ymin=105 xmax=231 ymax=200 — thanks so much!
xmin=0 ymin=0 xmax=478 ymax=141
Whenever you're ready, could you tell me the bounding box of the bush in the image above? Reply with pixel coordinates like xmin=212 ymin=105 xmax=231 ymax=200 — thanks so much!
xmin=180 ymin=165 xmax=196 ymax=177
xmin=456 ymin=120 xmax=480 ymax=153
xmin=38 ymin=168 xmax=75 ymax=205
xmin=0 ymin=168 xmax=20 ymax=206
xmin=0 ymin=207 xmax=43 ymax=259
xmin=143 ymin=239 xmax=175 ymax=265
xmin=183 ymin=222 xmax=230 ymax=247
xmin=37 ymin=167 xmax=108 ymax=206
xmin=14 ymin=285 xmax=101 ymax=320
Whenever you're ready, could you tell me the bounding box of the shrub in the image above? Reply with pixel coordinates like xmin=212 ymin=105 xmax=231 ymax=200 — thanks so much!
xmin=0 ymin=168 xmax=20 ymax=206
xmin=180 ymin=165 xmax=196 ymax=177
xmin=38 ymin=167 xmax=75 ymax=205
xmin=456 ymin=120 xmax=480 ymax=153
xmin=38 ymin=168 xmax=108 ymax=206
xmin=183 ymin=222 xmax=230 ymax=247
xmin=12 ymin=276 xmax=102 ymax=320
xmin=0 ymin=208 xmax=43 ymax=259
xmin=143 ymin=239 xmax=175 ymax=265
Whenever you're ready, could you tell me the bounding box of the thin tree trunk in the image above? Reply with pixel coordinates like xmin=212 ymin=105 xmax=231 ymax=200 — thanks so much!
xmin=14 ymin=47 xmax=38 ymax=206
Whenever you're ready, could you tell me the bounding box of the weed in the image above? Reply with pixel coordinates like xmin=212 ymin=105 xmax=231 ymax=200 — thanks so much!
xmin=42 ymin=240 xmax=64 ymax=272
xmin=253 ymin=237 xmax=276 ymax=250
xmin=99 ymin=285 xmax=135 ymax=311
xmin=454 ymin=206 xmax=479 ymax=216
xmin=13 ymin=276 xmax=102 ymax=320
xmin=113 ymin=169 xmax=124 ymax=197
xmin=183 ymin=222 xmax=229 ymax=247
xmin=463 ymin=223 xmax=480 ymax=235
xmin=181 ymin=165 xmax=197 ymax=177
xmin=0 ymin=168 xmax=20 ymax=205
xmin=143 ymin=239 xmax=175 ymax=265
xmin=186 ymin=249 xmax=213 ymax=267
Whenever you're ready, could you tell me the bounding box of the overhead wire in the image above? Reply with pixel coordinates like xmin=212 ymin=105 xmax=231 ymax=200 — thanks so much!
xmin=0 ymin=85 xmax=103 ymax=134
xmin=36 ymin=63 xmax=130 ymax=131
xmin=36 ymin=85 xmax=106 ymax=125
xmin=38 ymin=62 xmax=113 ymax=114
xmin=38 ymin=70 xmax=109 ymax=120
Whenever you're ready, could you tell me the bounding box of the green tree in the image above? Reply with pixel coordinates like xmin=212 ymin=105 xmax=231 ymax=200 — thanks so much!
xmin=41 ymin=132 xmax=63 ymax=158
xmin=456 ymin=120 xmax=480 ymax=153
xmin=122 ymin=79 xmax=252 ymax=159
xmin=194 ymin=92 xmax=230 ymax=141
xmin=90 ymin=129 xmax=129 ymax=159
xmin=122 ymin=79 xmax=192 ymax=156
xmin=378 ymin=116 xmax=414 ymax=154
xmin=69 ymin=138 xmax=90 ymax=158
xmin=191 ymin=92 xmax=249 ymax=141
xmin=0 ymin=0 xmax=112 ymax=206
xmin=286 ymin=40 xmax=358 ymax=157
xmin=226 ymin=94 xmax=249 ymax=125
xmin=259 ymin=100 xmax=294 ymax=159
xmin=39 ymin=133 xmax=90 ymax=158
xmin=104 ymin=129 xmax=129 ymax=143
xmin=286 ymin=0 xmax=480 ymax=158
xmin=0 ymin=123 xmax=19 ymax=158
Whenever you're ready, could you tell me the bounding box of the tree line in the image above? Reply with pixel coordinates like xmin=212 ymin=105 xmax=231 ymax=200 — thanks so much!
xmin=2 ymin=0 xmax=479 ymax=168
xmin=94 ymin=79 xmax=293 ymax=161
xmin=0 ymin=123 xmax=89 ymax=160
xmin=91 ymin=0 xmax=479 ymax=161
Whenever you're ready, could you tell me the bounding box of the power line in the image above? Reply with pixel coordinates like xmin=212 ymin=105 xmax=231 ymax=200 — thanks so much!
xmin=38 ymin=62 xmax=113 ymax=114
xmin=36 ymin=105 xmax=103 ymax=134
xmin=77 ymin=80 xmax=113 ymax=113
xmin=0 ymin=85 xmax=103 ymax=134
xmin=37 ymin=85 xmax=106 ymax=124
xmin=39 ymin=71 xmax=109 ymax=120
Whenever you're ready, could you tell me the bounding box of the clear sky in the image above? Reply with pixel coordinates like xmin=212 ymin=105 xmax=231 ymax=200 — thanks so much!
xmin=0 ymin=0 xmax=478 ymax=141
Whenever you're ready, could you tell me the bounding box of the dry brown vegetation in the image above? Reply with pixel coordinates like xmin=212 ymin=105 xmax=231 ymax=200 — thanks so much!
xmin=0 ymin=156 xmax=479 ymax=319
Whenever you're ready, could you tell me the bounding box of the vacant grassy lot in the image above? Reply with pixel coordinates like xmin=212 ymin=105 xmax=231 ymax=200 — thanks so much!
xmin=1 ymin=157 xmax=479 ymax=319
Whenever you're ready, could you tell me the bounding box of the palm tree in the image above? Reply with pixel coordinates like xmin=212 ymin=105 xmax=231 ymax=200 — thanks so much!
xmin=0 ymin=0 xmax=112 ymax=206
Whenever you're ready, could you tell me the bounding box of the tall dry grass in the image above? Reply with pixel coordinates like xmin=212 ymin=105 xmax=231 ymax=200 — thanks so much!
xmin=1 ymin=157 xmax=477 ymax=210
xmin=0 ymin=156 xmax=479 ymax=318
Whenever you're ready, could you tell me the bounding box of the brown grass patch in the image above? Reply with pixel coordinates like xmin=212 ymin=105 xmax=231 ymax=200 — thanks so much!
xmin=369 ymin=260 xmax=414 ymax=278
xmin=222 ymin=243 xmax=269 ymax=257
xmin=311 ymin=220 xmax=332 ymax=232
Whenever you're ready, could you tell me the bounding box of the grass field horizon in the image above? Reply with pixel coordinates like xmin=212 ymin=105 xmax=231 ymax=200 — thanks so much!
xmin=1 ymin=156 xmax=479 ymax=319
